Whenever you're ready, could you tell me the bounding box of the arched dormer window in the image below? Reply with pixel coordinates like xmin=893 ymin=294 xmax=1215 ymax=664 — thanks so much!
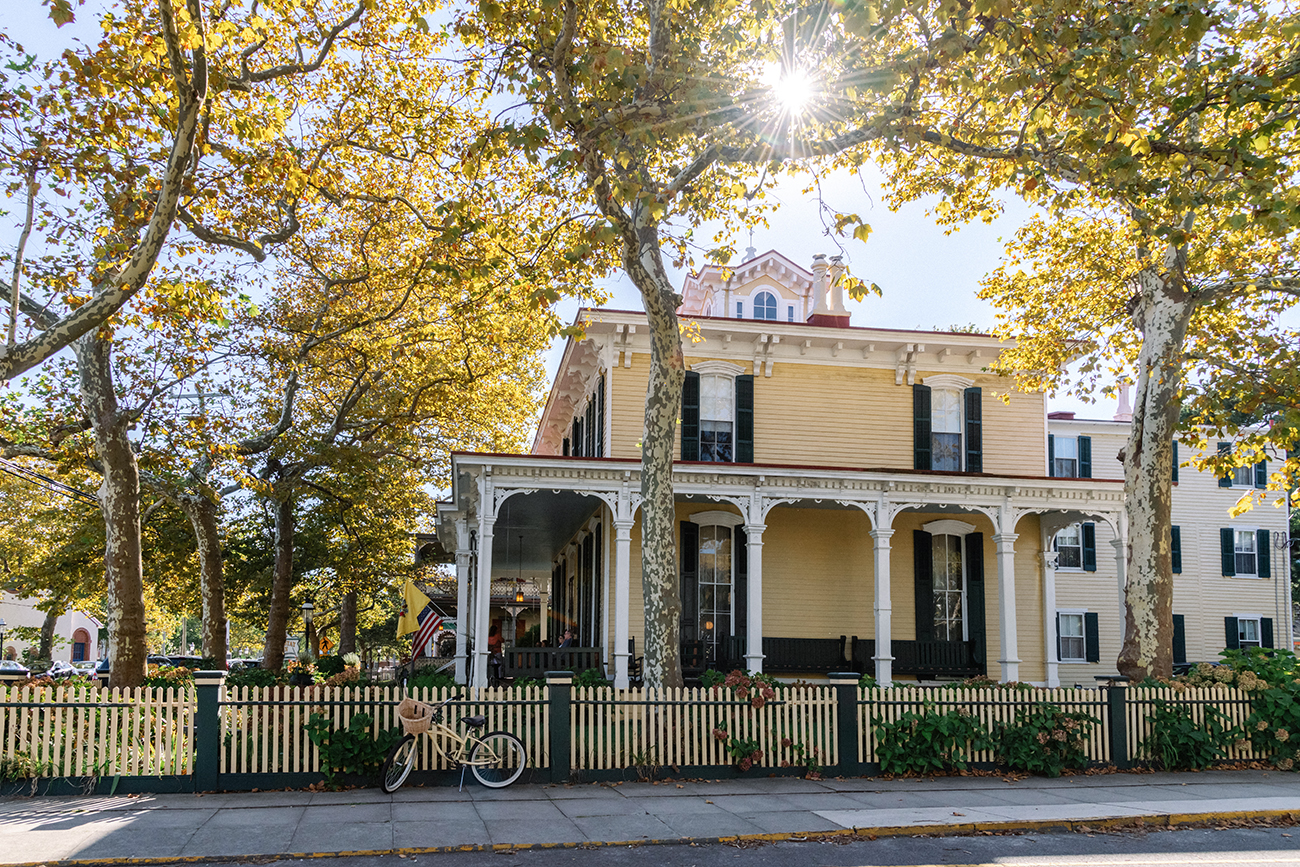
xmin=753 ymin=291 xmax=778 ymax=321
xmin=681 ymin=360 xmax=754 ymax=463
xmin=913 ymin=375 xmax=982 ymax=473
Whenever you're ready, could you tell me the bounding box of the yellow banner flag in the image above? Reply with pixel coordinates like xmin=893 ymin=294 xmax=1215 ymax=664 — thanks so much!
xmin=397 ymin=577 xmax=433 ymax=637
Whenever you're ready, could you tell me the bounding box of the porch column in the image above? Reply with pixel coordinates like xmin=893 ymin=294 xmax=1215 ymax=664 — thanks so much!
xmin=474 ymin=513 xmax=495 ymax=688
xmin=992 ymin=532 xmax=1020 ymax=683
xmin=1042 ymin=549 xmax=1060 ymax=688
xmin=745 ymin=523 xmax=766 ymax=673
xmin=454 ymin=518 xmax=471 ymax=685
xmin=612 ymin=519 xmax=634 ymax=689
xmin=869 ymin=528 xmax=894 ymax=684
xmin=1111 ymin=535 xmax=1128 ymax=641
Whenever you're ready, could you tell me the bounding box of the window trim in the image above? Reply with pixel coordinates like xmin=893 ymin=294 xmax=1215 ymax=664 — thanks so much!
xmin=1053 ymin=523 xmax=1085 ymax=572
xmin=1234 ymin=613 xmax=1263 ymax=648
xmin=1233 ymin=527 xmax=1259 ymax=578
xmin=1056 ymin=609 xmax=1088 ymax=664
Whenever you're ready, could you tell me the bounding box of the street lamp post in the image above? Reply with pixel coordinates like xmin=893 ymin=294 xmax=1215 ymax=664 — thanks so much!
xmin=0 ymin=617 xmax=6 ymax=660
xmin=301 ymin=601 xmax=315 ymax=657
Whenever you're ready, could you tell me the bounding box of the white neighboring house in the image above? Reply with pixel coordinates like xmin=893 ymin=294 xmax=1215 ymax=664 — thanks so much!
xmin=0 ymin=591 xmax=101 ymax=663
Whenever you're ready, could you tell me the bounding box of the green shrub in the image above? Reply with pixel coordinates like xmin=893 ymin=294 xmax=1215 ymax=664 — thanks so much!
xmin=996 ymin=702 xmax=1098 ymax=777
xmin=304 ymin=712 xmax=401 ymax=786
xmin=857 ymin=673 xmax=878 ymax=689
xmin=1140 ymin=700 xmax=1237 ymax=770
xmin=701 ymin=669 xmax=726 ymax=688
xmin=408 ymin=669 xmax=457 ymax=691
xmin=873 ymin=704 xmax=991 ymax=774
xmin=225 ymin=667 xmax=284 ymax=689
xmin=143 ymin=666 xmax=194 ymax=688
xmin=572 ymin=667 xmax=610 ymax=688
xmin=316 ymin=655 xmax=347 ymax=677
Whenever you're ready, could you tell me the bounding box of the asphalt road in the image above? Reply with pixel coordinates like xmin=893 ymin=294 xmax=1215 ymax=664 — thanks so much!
xmin=149 ymin=827 xmax=1300 ymax=867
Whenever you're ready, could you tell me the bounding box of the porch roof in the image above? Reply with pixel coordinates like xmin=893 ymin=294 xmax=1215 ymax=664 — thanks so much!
xmin=437 ymin=453 xmax=1125 ymax=569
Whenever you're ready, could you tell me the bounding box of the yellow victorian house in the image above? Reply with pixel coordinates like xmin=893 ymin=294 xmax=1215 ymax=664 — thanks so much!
xmin=437 ymin=250 xmax=1291 ymax=688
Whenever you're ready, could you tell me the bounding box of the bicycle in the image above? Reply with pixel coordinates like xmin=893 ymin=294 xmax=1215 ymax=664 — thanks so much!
xmin=381 ymin=695 xmax=527 ymax=792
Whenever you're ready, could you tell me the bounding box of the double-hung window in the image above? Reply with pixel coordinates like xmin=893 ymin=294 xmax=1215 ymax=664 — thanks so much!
xmin=1054 ymin=525 xmax=1083 ymax=569
xmin=699 ymin=373 xmax=735 ymax=462
xmin=914 ymin=378 xmax=982 ymax=473
xmin=1053 ymin=437 xmax=1078 ymax=477
xmin=1234 ymin=529 xmax=1257 ymax=576
xmin=1058 ymin=613 xmax=1086 ymax=662
xmin=1238 ymin=617 xmax=1261 ymax=648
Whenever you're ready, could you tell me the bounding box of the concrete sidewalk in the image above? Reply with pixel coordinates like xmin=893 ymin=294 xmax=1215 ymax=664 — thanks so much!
xmin=2 ymin=770 xmax=1299 ymax=865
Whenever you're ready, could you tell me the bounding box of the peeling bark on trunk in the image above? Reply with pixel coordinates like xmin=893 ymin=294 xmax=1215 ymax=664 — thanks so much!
xmin=74 ymin=333 xmax=147 ymax=690
xmin=261 ymin=495 xmax=295 ymax=670
xmin=623 ymin=212 xmax=685 ymax=689
xmin=36 ymin=607 xmax=60 ymax=660
xmin=1117 ymin=270 xmax=1194 ymax=682
xmin=179 ymin=495 xmax=227 ymax=667
xmin=339 ymin=590 xmax=357 ymax=655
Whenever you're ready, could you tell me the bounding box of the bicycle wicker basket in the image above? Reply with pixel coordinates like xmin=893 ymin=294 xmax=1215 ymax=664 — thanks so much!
xmin=397 ymin=697 xmax=435 ymax=736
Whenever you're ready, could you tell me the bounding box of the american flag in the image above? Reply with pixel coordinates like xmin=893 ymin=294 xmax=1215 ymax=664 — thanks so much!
xmin=411 ymin=604 xmax=443 ymax=660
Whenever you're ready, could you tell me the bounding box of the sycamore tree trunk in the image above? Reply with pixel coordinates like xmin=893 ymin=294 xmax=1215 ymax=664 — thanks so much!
xmin=261 ymin=494 xmax=295 ymax=669
xmin=623 ymin=211 xmax=686 ymax=689
xmin=178 ymin=494 xmax=227 ymax=668
xmin=73 ymin=333 xmax=148 ymax=689
xmin=36 ymin=607 xmax=60 ymax=660
xmin=339 ymin=590 xmax=357 ymax=655
xmin=1117 ymin=264 xmax=1195 ymax=682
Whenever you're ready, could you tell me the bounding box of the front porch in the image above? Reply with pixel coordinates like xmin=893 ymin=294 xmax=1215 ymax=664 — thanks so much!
xmin=438 ymin=455 xmax=1125 ymax=689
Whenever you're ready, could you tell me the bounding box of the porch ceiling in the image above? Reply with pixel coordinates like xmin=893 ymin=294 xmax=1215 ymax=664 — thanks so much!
xmin=492 ymin=490 xmax=604 ymax=571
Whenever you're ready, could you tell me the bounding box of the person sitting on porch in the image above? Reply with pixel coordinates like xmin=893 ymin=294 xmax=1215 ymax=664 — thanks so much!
xmin=558 ymin=628 xmax=574 ymax=648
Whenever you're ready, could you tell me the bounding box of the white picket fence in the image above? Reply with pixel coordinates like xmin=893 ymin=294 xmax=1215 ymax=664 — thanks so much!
xmin=0 ymin=685 xmax=193 ymax=777
xmin=570 ymin=685 xmax=838 ymax=771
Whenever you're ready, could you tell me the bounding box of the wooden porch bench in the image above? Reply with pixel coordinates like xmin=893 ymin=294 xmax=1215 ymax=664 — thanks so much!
xmin=500 ymin=647 xmax=602 ymax=680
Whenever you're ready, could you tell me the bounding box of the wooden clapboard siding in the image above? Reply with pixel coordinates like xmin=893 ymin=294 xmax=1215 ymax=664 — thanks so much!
xmin=1012 ymin=513 xmax=1046 ymax=682
xmin=608 ymin=352 xmax=652 ymax=460
xmin=608 ymin=350 xmax=1045 ymax=473
xmin=1053 ymin=517 xmax=1123 ymax=677
xmin=760 ymin=507 xmax=875 ymax=638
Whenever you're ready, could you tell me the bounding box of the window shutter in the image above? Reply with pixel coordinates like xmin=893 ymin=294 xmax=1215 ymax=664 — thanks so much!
xmin=1257 ymin=529 xmax=1271 ymax=578
xmin=681 ymin=371 xmax=700 ymax=461
xmin=1081 ymin=522 xmax=1097 ymax=572
xmin=1171 ymin=526 xmax=1182 ymax=574
xmin=680 ymin=521 xmax=699 ymax=634
xmin=1048 ymin=433 xmax=1055 ymax=477
xmin=573 ymin=417 xmax=584 ymax=457
xmin=735 ymin=526 xmax=748 ymax=638
xmin=913 ymin=385 xmax=932 ymax=470
xmin=1084 ymin=612 xmax=1100 ymax=662
xmin=735 ymin=375 xmax=754 ymax=463
xmin=1172 ymin=440 xmax=1179 ymax=484
xmin=913 ymin=530 xmax=934 ymax=642
xmin=1255 ymin=460 xmax=1268 ymax=489
xmin=585 ymin=398 xmax=596 ymax=457
xmin=1079 ymin=435 xmax=1092 ymax=478
xmin=596 ymin=375 xmax=606 ymax=457
xmin=965 ymin=532 xmax=987 ymax=670
xmin=1220 ymin=528 xmax=1236 ymax=576
xmin=562 ymin=437 xmax=570 ymax=457
xmin=1172 ymin=614 xmax=1186 ymax=665
xmin=1262 ymin=618 xmax=1275 ymax=649
xmin=964 ymin=387 xmax=983 ymax=473
xmin=1224 ymin=616 xmax=1239 ymax=650
xmin=1054 ymin=612 xmax=1062 ymax=662
xmin=1218 ymin=442 xmax=1232 ymax=487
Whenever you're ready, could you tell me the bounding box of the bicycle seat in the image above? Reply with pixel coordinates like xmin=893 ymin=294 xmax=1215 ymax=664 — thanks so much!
xmin=461 ymin=715 xmax=487 ymax=729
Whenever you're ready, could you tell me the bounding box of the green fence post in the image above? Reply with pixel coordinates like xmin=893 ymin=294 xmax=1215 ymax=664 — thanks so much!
xmin=546 ymin=670 xmax=573 ymax=784
xmin=828 ymin=672 xmax=860 ymax=776
xmin=1099 ymin=676 xmax=1130 ymax=770
xmin=194 ymin=670 xmax=225 ymax=792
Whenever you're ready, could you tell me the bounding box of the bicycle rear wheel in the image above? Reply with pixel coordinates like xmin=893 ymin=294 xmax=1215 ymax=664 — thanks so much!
xmin=468 ymin=731 xmax=526 ymax=788
xmin=381 ymin=734 xmax=418 ymax=793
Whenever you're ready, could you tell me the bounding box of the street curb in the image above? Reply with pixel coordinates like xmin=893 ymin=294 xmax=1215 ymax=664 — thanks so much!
xmin=8 ymin=807 xmax=1300 ymax=867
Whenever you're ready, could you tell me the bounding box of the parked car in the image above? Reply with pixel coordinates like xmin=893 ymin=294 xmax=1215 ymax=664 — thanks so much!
xmin=72 ymin=661 xmax=97 ymax=674
xmin=0 ymin=660 xmax=31 ymax=677
xmin=46 ymin=660 xmax=78 ymax=678
xmin=95 ymin=655 xmax=172 ymax=674
xmin=166 ymin=656 xmax=207 ymax=669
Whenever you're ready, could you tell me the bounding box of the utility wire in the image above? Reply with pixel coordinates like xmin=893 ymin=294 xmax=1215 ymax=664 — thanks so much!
xmin=0 ymin=457 xmax=99 ymax=507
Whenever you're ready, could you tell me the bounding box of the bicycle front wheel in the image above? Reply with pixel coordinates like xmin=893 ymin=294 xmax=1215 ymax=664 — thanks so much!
xmin=381 ymin=734 xmax=418 ymax=793
xmin=468 ymin=731 xmax=526 ymax=788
